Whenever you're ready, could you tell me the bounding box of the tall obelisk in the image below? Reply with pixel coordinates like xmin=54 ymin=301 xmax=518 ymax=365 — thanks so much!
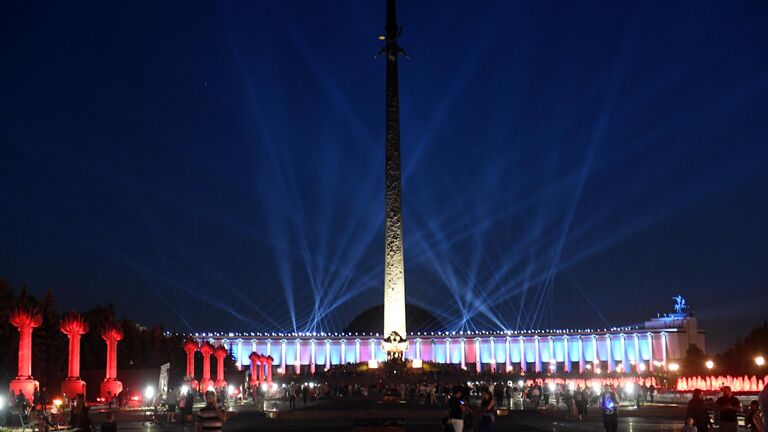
xmin=382 ymin=0 xmax=407 ymax=357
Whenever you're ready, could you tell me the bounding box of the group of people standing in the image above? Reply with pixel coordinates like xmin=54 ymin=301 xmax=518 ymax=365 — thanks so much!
xmin=685 ymin=385 xmax=768 ymax=432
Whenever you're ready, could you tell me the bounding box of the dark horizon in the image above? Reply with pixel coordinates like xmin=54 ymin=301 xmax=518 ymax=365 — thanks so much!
xmin=1 ymin=1 xmax=767 ymax=354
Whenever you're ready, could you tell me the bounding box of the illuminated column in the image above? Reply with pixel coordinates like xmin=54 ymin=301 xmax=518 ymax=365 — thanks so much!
xmin=563 ymin=336 xmax=570 ymax=373
xmin=548 ymin=337 xmax=555 ymax=373
xmin=415 ymin=339 xmax=422 ymax=360
xmin=489 ymin=338 xmax=496 ymax=372
xmin=460 ymin=339 xmax=466 ymax=370
xmin=248 ymin=353 xmax=258 ymax=386
xmin=60 ymin=313 xmax=88 ymax=398
xmin=100 ymin=324 xmax=124 ymax=399
xmin=214 ymin=345 xmax=228 ymax=389
xmin=474 ymin=338 xmax=481 ymax=372
xmin=310 ymin=340 xmax=316 ymax=375
xmin=633 ymin=334 xmax=641 ymax=373
xmin=620 ymin=334 xmax=628 ymax=374
xmin=265 ymin=356 xmax=273 ymax=384
xmin=606 ymin=335 xmax=614 ymax=372
xmin=183 ymin=339 xmax=199 ymax=390
xmin=280 ymin=340 xmax=286 ymax=375
xmin=445 ymin=339 xmax=451 ymax=364
xmin=578 ymin=336 xmax=585 ymax=373
xmin=370 ymin=339 xmax=376 ymax=362
xmin=505 ymin=337 xmax=511 ymax=372
xmin=647 ymin=333 xmax=654 ymax=372
xmin=661 ymin=332 xmax=667 ymax=367
xmin=519 ymin=337 xmax=526 ymax=372
xmin=9 ymin=306 xmax=43 ymax=398
xmin=341 ymin=340 xmax=346 ymax=364
xmin=325 ymin=340 xmax=331 ymax=369
xmin=236 ymin=339 xmax=243 ymax=370
xmin=199 ymin=342 xmax=214 ymax=391
xmin=266 ymin=339 xmax=272 ymax=357
xmin=355 ymin=339 xmax=361 ymax=363
xmin=295 ymin=339 xmax=301 ymax=374
xmin=592 ymin=335 xmax=598 ymax=370
xmin=534 ymin=337 xmax=541 ymax=373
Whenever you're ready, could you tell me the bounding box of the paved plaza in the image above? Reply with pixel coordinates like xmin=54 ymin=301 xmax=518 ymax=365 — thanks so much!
xmin=58 ymin=399 xmax=688 ymax=432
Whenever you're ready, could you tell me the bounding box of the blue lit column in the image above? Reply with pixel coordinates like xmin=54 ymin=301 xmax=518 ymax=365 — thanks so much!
xmin=534 ymin=336 xmax=541 ymax=373
xmin=295 ymin=339 xmax=301 ymax=375
xmin=633 ymin=334 xmax=640 ymax=373
xmin=606 ymin=335 xmax=614 ymax=372
xmin=621 ymin=334 xmax=628 ymax=374
xmin=460 ymin=338 xmax=466 ymax=370
xmin=266 ymin=339 xmax=272 ymax=357
xmin=563 ymin=336 xmax=570 ymax=373
xmin=661 ymin=332 xmax=667 ymax=368
xmin=415 ymin=339 xmax=421 ymax=360
xmin=236 ymin=339 xmax=243 ymax=370
xmin=355 ymin=339 xmax=361 ymax=363
xmin=519 ymin=337 xmax=526 ymax=372
xmin=475 ymin=338 xmax=481 ymax=372
xmin=548 ymin=337 xmax=555 ymax=373
xmin=341 ymin=340 xmax=346 ymax=364
xmin=445 ymin=338 xmax=451 ymax=364
xmin=591 ymin=335 xmax=598 ymax=371
xmin=505 ymin=337 xmax=511 ymax=372
xmin=579 ymin=336 xmax=585 ymax=373
xmin=280 ymin=339 xmax=286 ymax=375
xmin=326 ymin=340 xmax=332 ymax=369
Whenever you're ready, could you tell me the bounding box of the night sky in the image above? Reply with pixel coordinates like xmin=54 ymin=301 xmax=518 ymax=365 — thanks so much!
xmin=2 ymin=1 xmax=766 ymax=353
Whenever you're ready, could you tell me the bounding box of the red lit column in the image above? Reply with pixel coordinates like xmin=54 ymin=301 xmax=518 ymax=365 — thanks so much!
xmin=100 ymin=324 xmax=124 ymax=399
xmin=60 ymin=312 xmax=88 ymax=398
xmin=199 ymin=342 xmax=214 ymax=391
xmin=214 ymin=345 xmax=228 ymax=389
xmin=9 ymin=306 xmax=43 ymax=398
xmin=183 ymin=339 xmax=199 ymax=391
xmin=248 ymin=352 xmax=259 ymax=386
xmin=265 ymin=356 xmax=273 ymax=384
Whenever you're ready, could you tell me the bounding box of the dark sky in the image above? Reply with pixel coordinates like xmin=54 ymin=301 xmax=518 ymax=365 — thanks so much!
xmin=1 ymin=1 xmax=766 ymax=353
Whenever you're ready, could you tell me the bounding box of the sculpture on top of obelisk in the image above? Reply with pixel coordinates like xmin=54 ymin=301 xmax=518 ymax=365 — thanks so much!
xmin=380 ymin=0 xmax=408 ymax=360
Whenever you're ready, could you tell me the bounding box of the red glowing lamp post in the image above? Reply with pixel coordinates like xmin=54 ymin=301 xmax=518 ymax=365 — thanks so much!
xmin=183 ymin=339 xmax=199 ymax=391
xmin=249 ymin=352 xmax=261 ymax=386
xmin=60 ymin=312 xmax=89 ymax=398
xmin=214 ymin=345 xmax=228 ymax=389
xmin=199 ymin=342 xmax=215 ymax=391
xmin=100 ymin=324 xmax=124 ymax=400
xmin=265 ymin=355 xmax=273 ymax=384
xmin=9 ymin=306 xmax=43 ymax=398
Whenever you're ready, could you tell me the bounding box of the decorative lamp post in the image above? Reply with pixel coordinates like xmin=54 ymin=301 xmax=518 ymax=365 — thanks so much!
xmin=183 ymin=339 xmax=199 ymax=391
xmin=214 ymin=345 xmax=228 ymax=389
xmin=265 ymin=355 xmax=274 ymax=384
xmin=199 ymin=342 xmax=214 ymax=391
xmin=248 ymin=352 xmax=260 ymax=387
xmin=100 ymin=323 xmax=124 ymax=400
xmin=60 ymin=312 xmax=88 ymax=398
xmin=9 ymin=306 xmax=43 ymax=398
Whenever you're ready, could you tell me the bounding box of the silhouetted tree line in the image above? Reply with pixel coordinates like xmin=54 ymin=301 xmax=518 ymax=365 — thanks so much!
xmin=0 ymin=280 xmax=237 ymax=391
xmin=677 ymin=323 xmax=768 ymax=376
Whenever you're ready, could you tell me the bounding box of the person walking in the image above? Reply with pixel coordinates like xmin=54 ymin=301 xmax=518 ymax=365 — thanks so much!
xmin=600 ymin=385 xmax=620 ymax=432
xmin=686 ymin=389 xmax=710 ymax=432
xmin=478 ymin=389 xmax=495 ymax=432
xmin=447 ymin=387 xmax=465 ymax=432
xmin=716 ymin=386 xmax=741 ymax=432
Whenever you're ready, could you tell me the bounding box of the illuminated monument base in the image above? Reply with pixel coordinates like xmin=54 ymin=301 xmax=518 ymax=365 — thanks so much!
xmin=10 ymin=378 xmax=38 ymax=401
xmin=61 ymin=379 xmax=87 ymax=399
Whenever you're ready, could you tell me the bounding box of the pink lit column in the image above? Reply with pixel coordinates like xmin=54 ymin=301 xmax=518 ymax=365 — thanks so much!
xmin=9 ymin=306 xmax=42 ymax=398
xmin=199 ymin=342 xmax=214 ymax=391
xmin=214 ymin=345 xmax=228 ymax=389
xmin=60 ymin=313 xmax=88 ymax=398
xmin=183 ymin=339 xmax=199 ymax=390
xmin=100 ymin=324 xmax=124 ymax=399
